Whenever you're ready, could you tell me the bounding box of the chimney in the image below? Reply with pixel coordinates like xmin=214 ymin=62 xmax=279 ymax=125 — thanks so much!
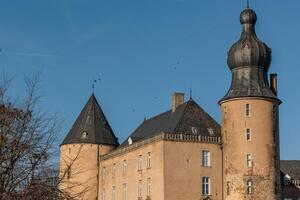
xmin=172 ymin=92 xmax=185 ymax=112
xmin=270 ymin=74 xmax=278 ymax=96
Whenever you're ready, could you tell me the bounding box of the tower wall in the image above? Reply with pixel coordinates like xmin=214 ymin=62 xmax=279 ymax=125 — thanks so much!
xmin=221 ymin=98 xmax=280 ymax=200
xmin=59 ymin=144 xmax=115 ymax=199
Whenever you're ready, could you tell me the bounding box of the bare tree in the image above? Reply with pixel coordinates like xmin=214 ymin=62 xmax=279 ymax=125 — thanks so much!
xmin=0 ymin=74 xmax=85 ymax=199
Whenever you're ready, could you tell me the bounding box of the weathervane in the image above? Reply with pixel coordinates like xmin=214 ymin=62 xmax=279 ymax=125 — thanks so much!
xmin=92 ymin=78 xmax=101 ymax=93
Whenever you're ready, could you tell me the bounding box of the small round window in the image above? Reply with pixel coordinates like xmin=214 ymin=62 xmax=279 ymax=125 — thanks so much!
xmin=81 ymin=131 xmax=88 ymax=139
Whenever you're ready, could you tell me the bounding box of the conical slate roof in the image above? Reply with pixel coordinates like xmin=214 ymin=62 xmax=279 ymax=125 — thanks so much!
xmin=61 ymin=94 xmax=119 ymax=146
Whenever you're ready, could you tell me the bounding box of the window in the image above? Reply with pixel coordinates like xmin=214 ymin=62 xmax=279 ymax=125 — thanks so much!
xmin=246 ymin=154 xmax=252 ymax=168
xmin=245 ymin=104 xmax=251 ymax=117
xmin=202 ymin=150 xmax=211 ymax=167
xmin=202 ymin=177 xmax=210 ymax=195
xmin=81 ymin=131 xmax=88 ymax=139
xmin=283 ymin=174 xmax=291 ymax=186
xmin=191 ymin=127 xmax=198 ymax=134
xmin=123 ymin=183 xmax=127 ymax=200
xmin=138 ymin=180 xmax=143 ymax=198
xmin=208 ymin=128 xmax=215 ymax=136
xmin=138 ymin=155 xmax=143 ymax=171
xmin=122 ymin=160 xmax=127 ymax=175
xmin=112 ymin=186 xmax=116 ymax=200
xmin=226 ymin=181 xmax=230 ymax=195
xmin=147 ymin=152 xmax=151 ymax=168
xmin=102 ymin=188 xmax=106 ymax=200
xmin=112 ymin=163 xmax=116 ymax=178
xmin=128 ymin=137 xmax=133 ymax=145
xmin=246 ymin=128 xmax=251 ymax=141
xmin=247 ymin=180 xmax=253 ymax=195
xmin=147 ymin=177 xmax=151 ymax=197
xmin=102 ymin=167 xmax=106 ymax=180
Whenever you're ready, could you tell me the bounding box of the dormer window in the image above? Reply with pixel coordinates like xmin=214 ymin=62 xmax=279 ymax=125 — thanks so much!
xmin=208 ymin=128 xmax=215 ymax=136
xmin=284 ymin=174 xmax=291 ymax=186
xmin=191 ymin=127 xmax=198 ymax=134
xmin=81 ymin=131 xmax=88 ymax=139
xmin=128 ymin=137 xmax=133 ymax=145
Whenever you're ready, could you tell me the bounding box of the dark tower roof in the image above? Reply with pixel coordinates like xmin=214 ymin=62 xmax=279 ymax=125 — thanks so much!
xmin=120 ymin=99 xmax=221 ymax=147
xmin=220 ymin=6 xmax=281 ymax=104
xmin=61 ymin=94 xmax=119 ymax=146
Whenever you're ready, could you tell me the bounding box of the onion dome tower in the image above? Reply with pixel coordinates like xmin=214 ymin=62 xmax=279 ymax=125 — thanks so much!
xmin=219 ymin=5 xmax=281 ymax=200
xmin=60 ymin=94 xmax=119 ymax=199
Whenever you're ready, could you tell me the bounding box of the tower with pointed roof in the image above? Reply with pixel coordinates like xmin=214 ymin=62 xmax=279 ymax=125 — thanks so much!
xmin=219 ymin=5 xmax=281 ymax=200
xmin=59 ymin=94 xmax=119 ymax=199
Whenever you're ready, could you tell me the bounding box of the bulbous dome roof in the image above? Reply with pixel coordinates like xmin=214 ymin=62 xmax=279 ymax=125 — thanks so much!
xmin=227 ymin=7 xmax=272 ymax=70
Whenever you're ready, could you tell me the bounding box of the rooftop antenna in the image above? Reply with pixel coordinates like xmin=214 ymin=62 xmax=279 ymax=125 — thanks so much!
xmin=92 ymin=78 xmax=101 ymax=94
xmin=189 ymin=88 xmax=193 ymax=100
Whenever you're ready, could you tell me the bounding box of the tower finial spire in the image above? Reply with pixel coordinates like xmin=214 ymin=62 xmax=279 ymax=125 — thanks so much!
xmin=246 ymin=0 xmax=250 ymax=8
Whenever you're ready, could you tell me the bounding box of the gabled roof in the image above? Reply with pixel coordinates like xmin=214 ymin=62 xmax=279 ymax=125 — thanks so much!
xmin=61 ymin=94 xmax=119 ymax=146
xmin=120 ymin=99 xmax=221 ymax=146
xmin=281 ymin=160 xmax=300 ymax=180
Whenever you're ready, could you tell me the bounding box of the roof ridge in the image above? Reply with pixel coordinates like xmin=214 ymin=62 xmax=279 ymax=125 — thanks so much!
xmin=193 ymin=100 xmax=221 ymax=128
xmin=172 ymin=100 xmax=191 ymax=132
xmin=143 ymin=101 xmax=189 ymax=123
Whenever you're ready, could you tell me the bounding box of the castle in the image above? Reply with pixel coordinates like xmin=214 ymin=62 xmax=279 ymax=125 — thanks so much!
xmin=59 ymin=6 xmax=300 ymax=200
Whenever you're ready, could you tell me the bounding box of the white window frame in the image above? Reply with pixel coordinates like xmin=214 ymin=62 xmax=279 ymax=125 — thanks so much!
xmin=122 ymin=160 xmax=127 ymax=175
xmin=191 ymin=127 xmax=198 ymax=134
xmin=138 ymin=180 xmax=143 ymax=198
xmin=207 ymin=128 xmax=215 ymax=136
xmin=202 ymin=177 xmax=210 ymax=195
xmin=245 ymin=104 xmax=251 ymax=117
xmin=247 ymin=180 xmax=253 ymax=195
xmin=246 ymin=154 xmax=252 ymax=168
xmin=147 ymin=152 xmax=151 ymax=169
xmin=147 ymin=177 xmax=151 ymax=197
xmin=123 ymin=183 xmax=127 ymax=200
xmin=138 ymin=155 xmax=143 ymax=171
xmin=246 ymin=128 xmax=251 ymax=141
xmin=202 ymin=150 xmax=211 ymax=167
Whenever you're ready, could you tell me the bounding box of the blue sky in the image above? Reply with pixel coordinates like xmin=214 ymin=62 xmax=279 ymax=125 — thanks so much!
xmin=1 ymin=0 xmax=300 ymax=160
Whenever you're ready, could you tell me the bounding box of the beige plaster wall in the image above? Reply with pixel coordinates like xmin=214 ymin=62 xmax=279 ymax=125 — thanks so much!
xmin=221 ymin=98 xmax=280 ymax=200
xmin=60 ymin=144 xmax=115 ymax=200
xmin=99 ymin=140 xmax=164 ymax=200
xmin=163 ymin=140 xmax=223 ymax=200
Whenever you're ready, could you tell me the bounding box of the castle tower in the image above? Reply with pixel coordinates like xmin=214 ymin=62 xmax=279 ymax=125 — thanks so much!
xmin=219 ymin=6 xmax=281 ymax=200
xmin=59 ymin=94 xmax=119 ymax=199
